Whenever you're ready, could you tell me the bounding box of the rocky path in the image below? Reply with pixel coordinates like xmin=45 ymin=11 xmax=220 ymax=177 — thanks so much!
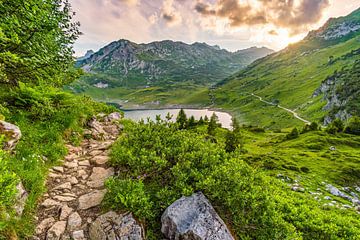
xmin=251 ymin=93 xmax=311 ymax=124
xmin=33 ymin=114 xmax=124 ymax=240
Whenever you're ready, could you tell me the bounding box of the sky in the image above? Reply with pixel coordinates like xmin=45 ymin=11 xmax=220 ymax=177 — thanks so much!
xmin=69 ymin=0 xmax=360 ymax=56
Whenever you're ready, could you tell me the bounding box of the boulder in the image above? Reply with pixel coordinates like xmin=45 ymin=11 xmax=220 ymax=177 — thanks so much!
xmin=161 ymin=192 xmax=234 ymax=240
xmin=105 ymin=112 xmax=122 ymax=122
xmin=89 ymin=211 xmax=144 ymax=240
xmin=14 ymin=181 xmax=28 ymax=216
xmin=0 ymin=120 xmax=21 ymax=151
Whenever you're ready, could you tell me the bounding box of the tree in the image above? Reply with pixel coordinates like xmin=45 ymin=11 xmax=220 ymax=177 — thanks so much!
xmin=326 ymin=119 xmax=345 ymax=134
xmin=165 ymin=112 xmax=173 ymax=122
xmin=176 ymin=109 xmax=187 ymax=129
xmin=225 ymin=117 xmax=242 ymax=152
xmin=198 ymin=116 xmax=205 ymax=125
xmin=0 ymin=0 xmax=81 ymax=86
xmin=204 ymin=115 xmax=209 ymax=123
xmin=187 ymin=116 xmax=197 ymax=128
xmin=207 ymin=113 xmax=218 ymax=136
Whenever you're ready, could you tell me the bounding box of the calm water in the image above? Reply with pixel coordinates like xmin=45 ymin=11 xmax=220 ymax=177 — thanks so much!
xmin=124 ymin=109 xmax=233 ymax=129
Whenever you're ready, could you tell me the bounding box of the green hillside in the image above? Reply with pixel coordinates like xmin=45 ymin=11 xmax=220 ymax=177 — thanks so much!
xmin=214 ymin=8 xmax=360 ymax=129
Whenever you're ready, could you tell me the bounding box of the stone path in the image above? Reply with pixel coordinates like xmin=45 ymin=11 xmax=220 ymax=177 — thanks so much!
xmin=33 ymin=114 xmax=121 ymax=240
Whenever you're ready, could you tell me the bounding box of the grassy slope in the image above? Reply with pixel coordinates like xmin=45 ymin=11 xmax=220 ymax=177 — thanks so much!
xmin=214 ymin=34 xmax=360 ymax=128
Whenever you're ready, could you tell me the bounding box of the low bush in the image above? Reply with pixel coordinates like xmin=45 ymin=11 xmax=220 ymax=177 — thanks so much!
xmin=107 ymin=119 xmax=360 ymax=239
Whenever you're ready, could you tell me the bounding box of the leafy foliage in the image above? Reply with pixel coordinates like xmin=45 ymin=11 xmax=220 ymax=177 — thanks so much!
xmin=0 ymin=0 xmax=81 ymax=86
xmin=107 ymin=118 xmax=360 ymax=239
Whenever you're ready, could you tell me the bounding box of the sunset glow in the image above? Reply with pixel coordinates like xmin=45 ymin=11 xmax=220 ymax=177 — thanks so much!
xmin=69 ymin=0 xmax=360 ymax=55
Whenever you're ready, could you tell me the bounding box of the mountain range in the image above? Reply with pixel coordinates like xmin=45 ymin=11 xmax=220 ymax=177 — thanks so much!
xmin=75 ymin=40 xmax=273 ymax=88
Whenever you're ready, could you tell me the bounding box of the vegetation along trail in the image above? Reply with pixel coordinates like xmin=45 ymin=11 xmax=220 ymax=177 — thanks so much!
xmin=251 ymin=93 xmax=311 ymax=124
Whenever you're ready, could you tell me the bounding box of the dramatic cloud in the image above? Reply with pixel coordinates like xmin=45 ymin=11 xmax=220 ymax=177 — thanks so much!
xmin=195 ymin=0 xmax=330 ymax=34
xmin=69 ymin=0 xmax=359 ymax=55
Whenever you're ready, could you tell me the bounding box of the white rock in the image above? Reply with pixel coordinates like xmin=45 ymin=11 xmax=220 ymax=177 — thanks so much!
xmin=72 ymin=230 xmax=85 ymax=240
xmin=161 ymin=192 xmax=234 ymax=240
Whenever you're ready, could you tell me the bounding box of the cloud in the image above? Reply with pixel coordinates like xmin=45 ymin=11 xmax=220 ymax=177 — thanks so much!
xmin=161 ymin=0 xmax=183 ymax=27
xmin=111 ymin=0 xmax=138 ymax=6
xmin=195 ymin=0 xmax=330 ymax=34
xmin=268 ymin=30 xmax=278 ymax=36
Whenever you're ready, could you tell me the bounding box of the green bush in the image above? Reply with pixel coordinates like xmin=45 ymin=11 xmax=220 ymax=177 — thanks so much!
xmin=108 ymin=120 xmax=360 ymax=239
xmin=286 ymin=127 xmax=299 ymax=140
xmin=345 ymin=117 xmax=360 ymax=135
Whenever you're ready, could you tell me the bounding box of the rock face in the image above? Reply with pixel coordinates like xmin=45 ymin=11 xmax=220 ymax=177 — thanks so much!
xmin=0 ymin=120 xmax=22 ymax=150
xmin=89 ymin=211 xmax=144 ymax=240
xmin=161 ymin=192 xmax=234 ymax=240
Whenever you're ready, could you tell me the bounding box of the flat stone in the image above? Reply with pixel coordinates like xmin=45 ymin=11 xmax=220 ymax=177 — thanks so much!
xmin=92 ymin=155 xmax=109 ymax=165
xmin=77 ymin=170 xmax=88 ymax=180
xmin=67 ymin=212 xmax=82 ymax=231
xmin=52 ymin=182 xmax=72 ymax=191
xmin=78 ymin=189 xmax=107 ymax=210
xmin=89 ymin=212 xmax=144 ymax=240
xmin=60 ymin=204 xmax=73 ymax=220
xmin=87 ymin=167 xmax=114 ymax=188
xmin=89 ymin=150 xmax=103 ymax=157
xmin=78 ymin=160 xmax=90 ymax=166
xmin=69 ymin=176 xmax=79 ymax=185
xmin=47 ymin=221 xmax=66 ymax=240
xmin=52 ymin=167 xmax=64 ymax=173
xmin=36 ymin=217 xmax=55 ymax=234
xmin=53 ymin=195 xmax=76 ymax=202
xmin=41 ymin=199 xmax=61 ymax=207
xmin=49 ymin=173 xmax=61 ymax=179
xmin=65 ymin=161 xmax=78 ymax=168
xmin=72 ymin=230 xmax=85 ymax=240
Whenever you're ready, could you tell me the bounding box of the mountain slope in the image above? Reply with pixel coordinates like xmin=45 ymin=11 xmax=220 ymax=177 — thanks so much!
xmin=214 ymin=8 xmax=360 ymax=128
xmin=75 ymin=40 xmax=273 ymax=88
xmin=69 ymin=40 xmax=273 ymax=109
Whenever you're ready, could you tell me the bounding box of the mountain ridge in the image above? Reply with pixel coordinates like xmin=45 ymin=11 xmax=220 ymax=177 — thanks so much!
xmin=214 ymin=7 xmax=360 ymax=128
xmin=75 ymin=39 xmax=273 ymax=88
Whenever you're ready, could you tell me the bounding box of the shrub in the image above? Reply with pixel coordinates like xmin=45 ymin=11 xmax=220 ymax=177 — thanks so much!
xmin=344 ymin=117 xmax=360 ymax=135
xmin=286 ymin=127 xmax=299 ymax=140
xmin=108 ymin=120 xmax=360 ymax=239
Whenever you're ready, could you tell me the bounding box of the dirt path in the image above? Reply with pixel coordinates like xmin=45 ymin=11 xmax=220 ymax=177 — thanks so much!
xmin=33 ymin=114 xmax=121 ymax=240
xmin=251 ymin=93 xmax=311 ymax=125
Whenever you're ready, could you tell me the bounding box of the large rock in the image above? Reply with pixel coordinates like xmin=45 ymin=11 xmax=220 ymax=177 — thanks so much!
xmin=89 ymin=211 xmax=144 ymax=240
xmin=161 ymin=192 xmax=234 ymax=240
xmin=105 ymin=112 xmax=122 ymax=122
xmin=87 ymin=167 xmax=114 ymax=188
xmin=14 ymin=181 xmax=28 ymax=216
xmin=0 ymin=120 xmax=21 ymax=150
